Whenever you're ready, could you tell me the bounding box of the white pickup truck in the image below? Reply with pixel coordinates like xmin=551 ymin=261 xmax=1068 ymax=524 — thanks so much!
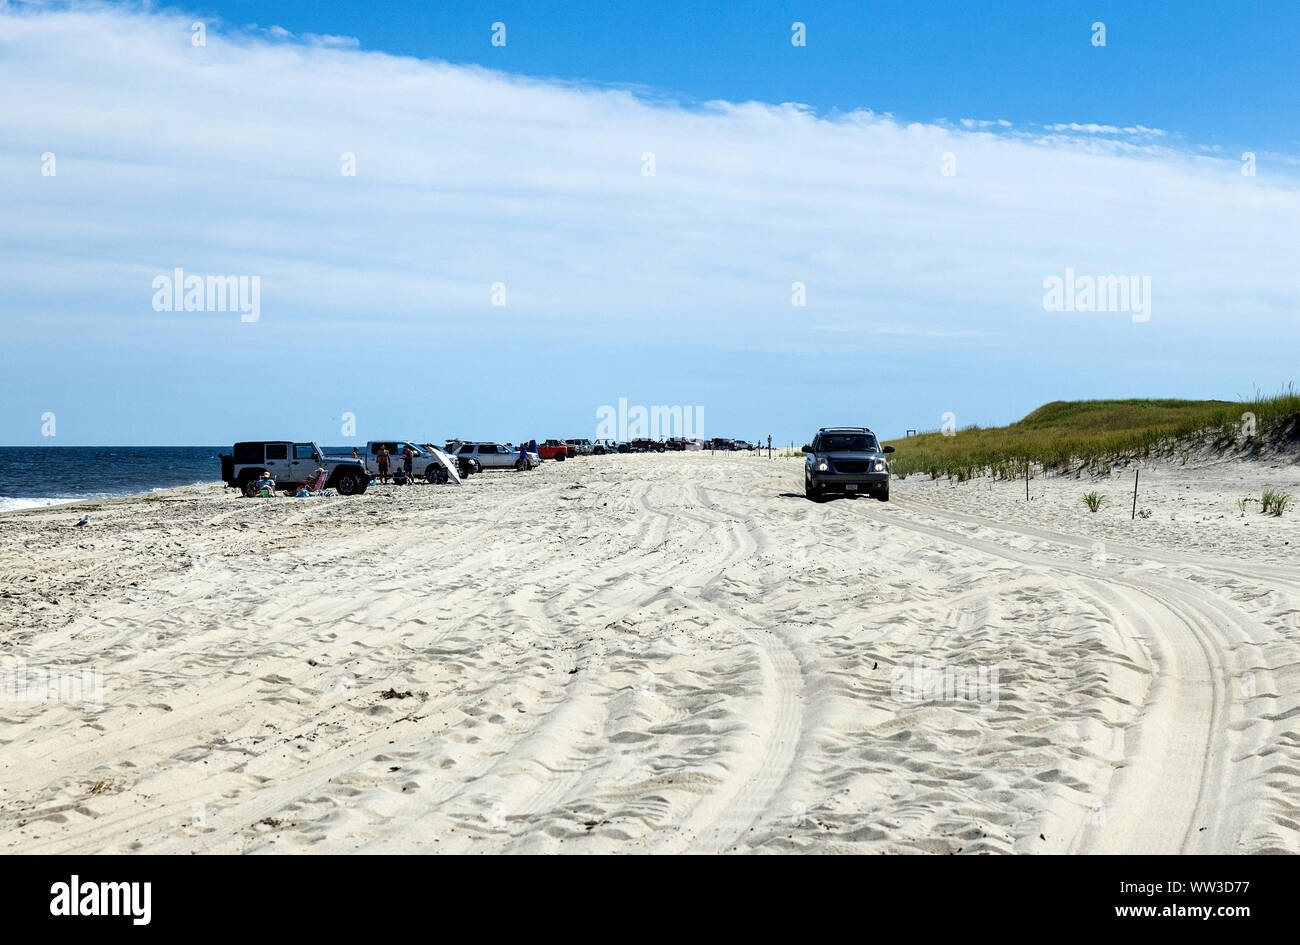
xmin=362 ymin=440 xmax=459 ymax=484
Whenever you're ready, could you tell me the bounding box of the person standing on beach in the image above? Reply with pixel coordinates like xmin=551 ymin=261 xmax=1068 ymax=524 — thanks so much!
xmin=402 ymin=444 xmax=415 ymax=483
xmin=376 ymin=445 xmax=391 ymax=483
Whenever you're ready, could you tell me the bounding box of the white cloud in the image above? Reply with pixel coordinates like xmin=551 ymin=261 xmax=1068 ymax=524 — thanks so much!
xmin=1 ymin=2 xmax=1296 ymax=366
xmin=1045 ymin=122 xmax=1167 ymax=138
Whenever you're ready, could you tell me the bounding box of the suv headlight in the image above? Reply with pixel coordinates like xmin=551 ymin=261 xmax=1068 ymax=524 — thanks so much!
xmin=817 ymin=461 xmax=829 ymax=472
xmin=873 ymin=460 xmax=886 ymax=472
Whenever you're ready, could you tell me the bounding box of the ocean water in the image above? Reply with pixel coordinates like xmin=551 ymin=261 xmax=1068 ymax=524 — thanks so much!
xmin=0 ymin=447 xmax=225 ymax=514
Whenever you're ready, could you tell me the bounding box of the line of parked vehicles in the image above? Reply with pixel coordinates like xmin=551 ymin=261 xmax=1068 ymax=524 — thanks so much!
xmin=558 ymin=437 xmax=761 ymax=454
xmin=219 ymin=428 xmax=894 ymax=502
xmin=219 ymin=434 xmax=760 ymax=496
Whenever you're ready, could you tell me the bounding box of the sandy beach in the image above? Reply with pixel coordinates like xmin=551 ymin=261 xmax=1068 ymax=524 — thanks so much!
xmin=1 ymin=452 xmax=1298 ymax=854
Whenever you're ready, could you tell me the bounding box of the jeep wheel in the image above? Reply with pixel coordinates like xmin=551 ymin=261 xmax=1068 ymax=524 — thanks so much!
xmin=555 ymin=452 xmax=565 ymax=461
xmin=335 ymin=471 xmax=364 ymax=495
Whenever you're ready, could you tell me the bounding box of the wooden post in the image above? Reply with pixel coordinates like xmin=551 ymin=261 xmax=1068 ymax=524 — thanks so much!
xmin=1025 ymin=460 xmax=1029 ymax=501
xmin=1132 ymin=469 xmax=1139 ymax=520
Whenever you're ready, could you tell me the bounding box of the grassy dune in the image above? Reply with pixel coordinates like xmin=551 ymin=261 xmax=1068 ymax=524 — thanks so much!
xmin=884 ymin=392 xmax=1300 ymax=481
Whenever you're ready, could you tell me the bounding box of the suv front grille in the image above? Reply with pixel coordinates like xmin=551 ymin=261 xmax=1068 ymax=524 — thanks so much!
xmin=832 ymin=460 xmax=872 ymax=473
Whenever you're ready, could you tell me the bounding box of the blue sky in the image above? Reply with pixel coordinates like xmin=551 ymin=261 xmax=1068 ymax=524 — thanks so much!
xmin=208 ymin=0 xmax=1300 ymax=154
xmin=2 ymin=1 xmax=1297 ymax=445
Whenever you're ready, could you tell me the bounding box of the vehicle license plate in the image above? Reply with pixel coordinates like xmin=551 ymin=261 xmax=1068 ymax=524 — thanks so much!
xmin=845 ymin=484 xmax=857 ymax=491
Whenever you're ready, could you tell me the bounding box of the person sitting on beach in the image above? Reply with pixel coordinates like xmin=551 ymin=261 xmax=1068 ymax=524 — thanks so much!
xmin=294 ymin=468 xmax=326 ymax=497
xmin=255 ymin=471 xmax=276 ymax=497
xmin=376 ymin=445 xmax=391 ymax=483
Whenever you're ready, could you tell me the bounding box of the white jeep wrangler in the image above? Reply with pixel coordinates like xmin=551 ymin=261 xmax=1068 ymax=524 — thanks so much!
xmin=220 ymin=441 xmax=369 ymax=496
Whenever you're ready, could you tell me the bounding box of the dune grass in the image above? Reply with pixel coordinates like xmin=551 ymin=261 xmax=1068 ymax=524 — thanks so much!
xmin=1262 ymin=488 xmax=1293 ymax=516
xmin=884 ymin=390 xmax=1299 ymax=481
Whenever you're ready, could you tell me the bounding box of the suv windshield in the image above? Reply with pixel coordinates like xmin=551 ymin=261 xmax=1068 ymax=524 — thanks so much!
xmin=819 ymin=434 xmax=879 ymax=452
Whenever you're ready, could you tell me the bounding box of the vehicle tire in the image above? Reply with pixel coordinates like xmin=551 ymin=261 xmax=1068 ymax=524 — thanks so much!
xmin=515 ymin=458 xmax=526 ymax=471
xmin=426 ymin=465 xmax=447 ymax=484
xmin=334 ymin=470 xmax=364 ymax=495
xmin=555 ymin=452 xmax=565 ymax=461
xmin=805 ymin=477 xmax=823 ymax=502
xmin=239 ymin=473 xmax=264 ymax=497
xmin=876 ymin=486 xmax=890 ymax=502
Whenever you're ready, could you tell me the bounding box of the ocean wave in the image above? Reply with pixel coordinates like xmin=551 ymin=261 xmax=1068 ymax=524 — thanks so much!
xmin=0 ymin=482 xmax=223 ymax=515
xmin=0 ymin=493 xmax=117 ymax=515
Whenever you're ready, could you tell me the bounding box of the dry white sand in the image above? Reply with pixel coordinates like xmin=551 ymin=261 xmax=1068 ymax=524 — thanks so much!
xmin=1 ymin=452 xmax=1297 ymax=854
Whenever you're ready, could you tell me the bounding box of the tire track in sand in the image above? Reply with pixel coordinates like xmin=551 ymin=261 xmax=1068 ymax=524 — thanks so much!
xmin=850 ymin=495 xmax=1262 ymax=854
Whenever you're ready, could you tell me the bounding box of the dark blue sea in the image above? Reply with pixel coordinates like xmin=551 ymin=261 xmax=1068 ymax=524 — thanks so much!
xmin=0 ymin=447 xmax=233 ymax=513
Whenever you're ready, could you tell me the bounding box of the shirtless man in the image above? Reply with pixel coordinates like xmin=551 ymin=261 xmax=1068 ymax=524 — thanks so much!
xmin=376 ymin=445 xmax=391 ymax=483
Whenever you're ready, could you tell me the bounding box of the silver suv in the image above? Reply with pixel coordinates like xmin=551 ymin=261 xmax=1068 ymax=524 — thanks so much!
xmin=456 ymin=442 xmax=540 ymax=470
xmin=803 ymin=427 xmax=894 ymax=501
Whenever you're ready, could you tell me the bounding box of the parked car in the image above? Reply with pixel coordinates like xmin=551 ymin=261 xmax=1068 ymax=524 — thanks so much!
xmin=418 ymin=443 xmax=478 ymax=478
xmin=665 ymin=437 xmax=687 ymax=451
xmin=362 ymin=440 xmax=450 ymax=484
xmin=592 ymin=439 xmax=619 ymax=455
xmin=439 ymin=440 xmax=483 ymax=477
xmin=564 ymin=438 xmax=594 ymax=456
xmin=710 ymin=437 xmax=735 ymax=450
xmin=220 ymin=441 xmax=369 ymax=496
xmin=537 ymin=439 xmax=569 ymax=461
xmin=802 ymin=426 xmax=894 ymax=502
xmin=629 ymin=438 xmax=665 ymax=452
xmin=455 ymin=442 xmax=540 ymax=470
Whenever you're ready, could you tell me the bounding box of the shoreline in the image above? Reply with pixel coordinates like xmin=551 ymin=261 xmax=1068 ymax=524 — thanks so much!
xmin=0 ymin=481 xmax=227 ymax=519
